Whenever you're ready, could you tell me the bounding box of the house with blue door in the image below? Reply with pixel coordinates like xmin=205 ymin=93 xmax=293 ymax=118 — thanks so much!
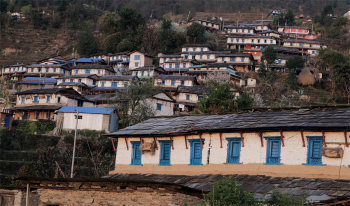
xmin=106 ymin=107 xmax=350 ymax=180
xmin=56 ymin=106 xmax=118 ymax=133
xmin=0 ymin=112 xmax=13 ymax=128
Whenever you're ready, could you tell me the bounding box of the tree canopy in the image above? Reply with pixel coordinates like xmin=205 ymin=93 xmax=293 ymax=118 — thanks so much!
xmin=262 ymin=46 xmax=277 ymax=68
xmin=77 ymin=29 xmax=100 ymax=57
xmin=186 ymin=22 xmax=205 ymax=43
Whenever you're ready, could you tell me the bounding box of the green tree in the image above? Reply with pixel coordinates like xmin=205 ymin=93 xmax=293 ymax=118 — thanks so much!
xmin=21 ymin=5 xmax=32 ymax=18
xmin=0 ymin=0 xmax=8 ymax=13
xmin=31 ymin=11 xmax=41 ymax=29
xmin=77 ymin=29 xmax=100 ymax=57
xmin=97 ymin=12 xmax=118 ymax=35
xmin=186 ymin=22 xmax=205 ymax=43
xmin=102 ymin=32 xmax=123 ymax=53
xmin=117 ymin=38 xmax=134 ymax=52
xmin=203 ymin=176 xmax=256 ymax=206
xmin=117 ymin=7 xmax=145 ymax=35
xmin=286 ymin=56 xmax=304 ymax=90
xmin=262 ymin=188 xmax=309 ymax=206
xmin=285 ymin=9 xmax=295 ymax=26
xmin=236 ymin=92 xmax=254 ymax=110
xmin=319 ymin=48 xmax=346 ymax=67
xmin=57 ymin=0 xmax=68 ymax=17
xmin=262 ymin=46 xmax=277 ymax=70
xmin=196 ymin=84 xmax=238 ymax=113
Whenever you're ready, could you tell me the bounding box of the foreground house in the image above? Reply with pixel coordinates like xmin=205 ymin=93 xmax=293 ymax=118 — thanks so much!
xmin=282 ymin=39 xmax=328 ymax=56
xmin=107 ymin=107 xmax=350 ymax=180
xmin=56 ymin=106 xmax=118 ymax=132
xmin=90 ymin=75 xmax=137 ymax=94
xmin=12 ymin=88 xmax=93 ymax=120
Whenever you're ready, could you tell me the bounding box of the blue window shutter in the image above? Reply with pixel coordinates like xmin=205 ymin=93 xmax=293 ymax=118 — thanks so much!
xmin=159 ymin=141 xmax=171 ymax=166
xmin=306 ymin=137 xmax=323 ymax=165
xmin=226 ymin=138 xmax=242 ymax=164
xmin=264 ymin=137 xmax=282 ymax=165
xmin=131 ymin=141 xmax=142 ymax=165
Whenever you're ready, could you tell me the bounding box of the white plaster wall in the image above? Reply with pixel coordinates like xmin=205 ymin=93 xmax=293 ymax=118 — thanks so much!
xmin=17 ymin=94 xmax=67 ymax=105
xmin=97 ymin=80 xmax=130 ymax=87
xmin=148 ymin=98 xmax=174 ymax=116
xmin=115 ymin=131 xmax=350 ymax=167
xmin=62 ymin=113 xmax=104 ymax=131
xmin=155 ymin=79 xmax=194 ymax=87
xmin=177 ymin=93 xmax=201 ymax=102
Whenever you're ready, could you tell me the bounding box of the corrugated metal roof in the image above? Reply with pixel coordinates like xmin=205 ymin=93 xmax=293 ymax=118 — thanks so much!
xmin=56 ymin=106 xmax=115 ymax=114
xmin=22 ymin=77 xmax=57 ymax=81
xmin=75 ymin=58 xmax=103 ymax=63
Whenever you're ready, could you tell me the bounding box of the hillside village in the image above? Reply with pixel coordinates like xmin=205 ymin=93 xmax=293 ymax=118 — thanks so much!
xmin=1 ymin=1 xmax=350 ymax=205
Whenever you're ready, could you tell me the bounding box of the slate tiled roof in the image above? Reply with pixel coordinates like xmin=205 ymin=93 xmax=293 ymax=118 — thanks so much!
xmin=132 ymin=67 xmax=166 ymax=73
xmin=10 ymin=105 xmax=63 ymax=111
xmin=98 ymin=75 xmax=136 ymax=81
xmin=57 ymin=82 xmax=88 ymax=87
xmin=217 ymin=53 xmax=253 ymax=58
xmin=107 ymin=107 xmax=350 ymax=137
xmin=159 ymin=54 xmax=183 ymax=58
xmin=277 ymin=26 xmax=310 ymax=29
xmin=176 ymin=86 xmax=210 ymax=95
xmin=227 ymin=35 xmax=276 ymax=39
xmin=101 ymin=173 xmax=350 ymax=203
xmin=27 ymin=64 xmax=69 ymax=68
xmin=272 ymin=46 xmax=301 ymax=54
xmin=164 ymin=68 xmax=189 ymax=72
xmin=84 ymin=93 xmax=116 ymax=102
xmin=277 ymin=55 xmax=295 ymax=60
xmin=164 ymin=59 xmax=197 ymax=63
xmin=239 ymin=23 xmax=270 ymax=27
xmin=181 ymin=44 xmax=212 ymax=48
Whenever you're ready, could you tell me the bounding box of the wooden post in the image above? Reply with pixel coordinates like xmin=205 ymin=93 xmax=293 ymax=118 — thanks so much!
xmin=344 ymin=130 xmax=349 ymax=147
xmin=110 ymin=137 xmax=116 ymax=151
xmin=26 ymin=183 xmax=29 ymax=206
xmin=322 ymin=130 xmax=327 ymax=147
xmin=219 ymin=132 xmax=223 ymax=148
xmin=184 ymin=135 xmax=188 ymax=149
xmin=153 ymin=137 xmax=158 ymax=150
xmin=259 ymin=131 xmax=264 ymax=147
xmin=280 ymin=130 xmax=285 ymax=147
xmin=300 ymin=130 xmax=306 ymax=147
xmin=170 ymin=136 xmax=174 ymax=150
xmin=125 ymin=137 xmax=129 ymax=150
xmin=240 ymin=131 xmax=244 ymax=147
xmin=199 ymin=133 xmax=203 ymax=149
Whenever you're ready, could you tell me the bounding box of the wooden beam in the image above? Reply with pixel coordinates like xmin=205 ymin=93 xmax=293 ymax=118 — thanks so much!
xmin=153 ymin=137 xmax=158 ymax=150
xmin=322 ymin=130 xmax=327 ymax=147
xmin=344 ymin=130 xmax=349 ymax=147
xmin=219 ymin=132 xmax=223 ymax=148
xmin=280 ymin=130 xmax=285 ymax=147
xmin=240 ymin=131 xmax=244 ymax=147
xmin=125 ymin=137 xmax=129 ymax=150
xmin=199 ymin=133 xmax=203 ymax=149
xmin=300 ymin=130 xmax=305 ymax=147
xmin=259 ymin=131 xmax=264 ymax=147
xmin=26 ymin=184 xmax=29 ymax=206
xmin=170 ymin=136 xmax=174 ymax=150
xmin=110 ymin=137 xmax=116 ymax=151
xmin=184 ymin=135 xmax=188 ymax=149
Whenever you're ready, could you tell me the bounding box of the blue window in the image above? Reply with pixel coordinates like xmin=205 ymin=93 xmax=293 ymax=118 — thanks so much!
xmin=46 ymin=95 xmax=51 ymax=103
xmin=135 ymin=71 xmax=138 ymax=76
xmin=236 ymin=29 xmax=238 ymax=32
xmin=78 ymin=79 xmax=81 ymax=83
xmin=159 ymin=140 xmax=171 ymax=166
xmin=63 ymin=79 xmax=66 ymax=82
xmin=13 ymin=68 xmax=15 ymax=71
xmin=124 ymin=82 xmax=128 ymax=87
xmin=241 ymin=57 xmax=244 ymax=62
xmin=242 ymin=39 xmax=245 ymax=43
xmin=45 ymin=68 xmax=48 ymax=72
xmin=21 ymin=97 xmax=25 ymax=104
xmin=230 ymin=29 xmax=232 ymax=33
xmin=271 ymin=40 xmax=273 ymax=44
xmin=98 ymin=70 xmax=100 ymax=74
xmin=156 ymin=103 xmax=162 ymax=110
xmin=193 ymin=48 xmax=196 ymax=51
xmin=169 ymin=63 xmax=172 ymax=68
xmin=53 ymin=68 xmax=56 ymax=72
xmin=264 ymin=40 xmax=267 ymax=43
xmin=70 ymin=79 xmax=73 ymax=82
xmin=248 ymin=29 xmax=251 ymax=33
xmin=230 ymin=57 xmax=236 ymax=61
xmin=102 ymin=82 xmax=105 ymax=87
xmin=231 ymin=38 xmax=233 ymax=42
xmin=186 ymin=48 xmax=188 ymax=52
xmin=141 ymin=71 xmax=144 ymax=76
xmin=310 ymin=44 xmax=312 ymax=48
xmin=38 ymin=68 xmax=42 ymax=72
xmin=312 ymin=51 xmax=316 ymax=54
xmin=291 ymin=43 xmax=294 ymax=46
xmin=198 ymin=96 xmax=203 ymax=101
xmin=17 ymin=67 xmax=19 ymax=71
xmin=183 ymin=63 xmax=186 ymax=68
xmin=186 ymin=94 xmax=190 ymax=100
xmin=171 ymin=80 xmax=175 ymax=86
xmin=131 ymin=141 xmax=142 ymax=165
xmin=189 ymin=139 xmax=204 ymax=165
xmin=200 ymin=55 xmax=202 ymax=59
xmin=236 ymin=38 xmax=239 ymax=42
xmin=31 ymin=68 xmax=34 ymax=72
xmin=221 ymin=57 xmax=224 ymax=61
xmin=85 ymin=70 xmax=90 ymax=74
xmin=93 ymin=80 xmax=96 ymax=85
xmin=278 ymin=60 xmax=281 ymax=64
xmin=201 ymin=48 xmax=203 ymax=51
xmin=242 ymin=29 xmax=245 ymax=33
xmin=112 ymin=82 xmax=118 ymax=86
xmin=258 ymin=39 xmax=260 ymax=43
xmin=264 ymin=137 xmax=282 ymax=165
xmin=135 ymin=63 xmax=139 ymax=67
xmin=161 ymin=80 xmax=165 ymax=85
xmin=251 ymin=39 xmax=254 ymax=43
xmin=185 ymin=55 xmax=188 ymax=59
xmin=75 ymin=70 xmax=78 ymax=74
xmin=192 ymin=55 xmax=195 ymax=59
xmin=181 ymin=80 xmax=184 ymax=86
xmin=304 ymin=137 xmax=324 ymax=166
xmin=33 ymin=96 xmax=39 ymax=104
xmin=134 ymin=55 xmax=140 ymax=60
xmin=207 ymin=55 xmax=210 ymax=59
xmin=225 ymin=138 xmax=242 ymax=164
xmin=3 ymin=68 xmax=5 ymax=72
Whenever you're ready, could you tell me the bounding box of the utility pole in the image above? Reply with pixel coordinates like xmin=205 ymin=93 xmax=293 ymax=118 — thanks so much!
xmin=70 ymin=109 xmax=79 ymax=178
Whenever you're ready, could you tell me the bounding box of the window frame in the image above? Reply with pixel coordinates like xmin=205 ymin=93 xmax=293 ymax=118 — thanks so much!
xmin=186 ymin=94 xmax=190 ymax=100
xmin=303 ymin=136 xmax=325 ymax=166
xmin=161 ymin=80 xmax=165 ymax=85
xmin=224 ymin=138 xmax=243 ymax=164
xmin=158 ymin=140 xmax=171 ymax=166
xmin=130 ymin=141 xmax=142 ymax=165
xmin=188 ymin=139 xmax=204 ymax=165
xmin=46 ymin=95 xmax=51 ymax=103
xmin=134 ymin=55 xmax=140 ymax=60
xmin=264 ymin=136 xmax=283 ymax=165
xmin=156 ymin=103 xmax=162 ymax=111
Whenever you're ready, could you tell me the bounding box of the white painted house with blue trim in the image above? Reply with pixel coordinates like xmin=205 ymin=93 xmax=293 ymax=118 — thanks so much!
xmin=107 ymin=107 xmax=350 ymax=180
xmin=56 ymin=106 xmax=118 ymax=132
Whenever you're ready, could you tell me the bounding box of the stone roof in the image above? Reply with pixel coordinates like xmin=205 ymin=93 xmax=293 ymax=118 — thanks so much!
xmin=132 ymin=67 xmax=166 ymax=73
xmin=84 ymin=93 xmax=116 ymax=102
xmin=10 ymin=105 xmax=63 ymax=111
xmin=217 ymin=53 xmax=253 ymax=58
xmin=71 ymin=65 xmax=115 ymax=73
xmin=225 ymin=26 xmax=256 ymax=30
xmin=107 ymin=107 xmax=350 ymax=137
xmin=159 ymin=54 xmax=183 ymax=58
xmin=176 ymin=86 xmax=210 ymax=95
xmin=57 ymin=82 xmax=88 ymax=87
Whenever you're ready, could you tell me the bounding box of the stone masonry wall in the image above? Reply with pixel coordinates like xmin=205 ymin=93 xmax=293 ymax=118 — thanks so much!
xmin=37 ymin=188 xmax=202 ymax=206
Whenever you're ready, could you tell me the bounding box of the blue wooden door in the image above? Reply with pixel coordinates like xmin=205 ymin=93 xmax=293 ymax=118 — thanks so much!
xmin=308 ymin=140 xmax=322 ymax=165
xmin=160 ymin=143 xmax=171 ymax=165
xmin=132 ymin=143 xmax=141 ymax=165
xmin=5 ymin=116 xmax=10 ymax=127
xmin=268 ymin=140 xmax=280 ymax=164
xmin=191 ymin=142 xmax=202 ymax=165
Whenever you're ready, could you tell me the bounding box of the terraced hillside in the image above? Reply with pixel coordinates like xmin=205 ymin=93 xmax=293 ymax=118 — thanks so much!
xmin=0 ymin=20 xmax=78 ymax=66
xmin=195 ymin=12 xmax=273 ymax=25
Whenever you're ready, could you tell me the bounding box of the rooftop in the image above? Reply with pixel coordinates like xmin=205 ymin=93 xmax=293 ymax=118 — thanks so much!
xmin=74 ymin=58 xmax=104 ymax=63
xmin=57 ymin=106 xmax=115 ymax=114
xmin=16 ymin=88 xmax=90 ymax=102
xmin=56 ymin=74 xmax=99 ymax=79
xmin=107 ymin=107 xmax=350 ymax=137
xmin=176 ymin=86 xmax=210 ymax=95
xmin=159 ymin=54 xmax=183 ymax=58
xmin=70 ymin=65 xmax=115 ymax=73
xmin=283 ymin=39 xmax=327 ymax=45
xmin=27 ymin=64 xmax=69 ymax=68
xmin=181 ymin=44 xmax=212 ymax=48
xmin=155 ymin=75 xmax=198 ymax=81
xmin=97 ymin=75 xmax=136 ymax=81
xmin=84 ymin=93 xmax=116 ymax=102
xmin=225 ymin=26 xmax=256 ymax=29
xmin=129 ymin=51 xmax=155 ymax=58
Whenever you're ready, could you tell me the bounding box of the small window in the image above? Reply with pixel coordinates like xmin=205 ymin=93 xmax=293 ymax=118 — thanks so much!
xmin=186 ymin=48 xmax=189 ymax=52
xmin=93 ymin=80 xmax=96 ymax=85
xmin=241 ymin=57 xmax=244 ymax=62
xmin=312 ymin=51 xmax=316 ymax=54
xmin=291 ymin=43 xmax=294 ymax=46
xmin=111 ymin=82 xmax=117 ymax=87
xmin=85 ymin=70 xmax=90 ymax=74
xmin=270 ymin=40 xmax=273 ymax=44
xmin=192 ymin=55 xmax=195 ymax=59
xmin=78 ymin=79 xmax=81 ymax=83
xmin=198 ymin=96 xmax=203 ymax=101
xmin=310 ymin=44 xmax=313 ymax=48
xmin=242 ymin=39 xmax=245 ymax=43
xmin=36 ymin=112 xmax=40 ymax=119
xmin=230 ymin=29 xmax=232 ymax=33
xmin=236 ymin=38 xmax=239 ymax=42
xmin=181 ymin=80 xmax=184 ymax=86
xmin=251 ymin=39 xmax=254 ymax=43
xmin=159 ymin=140 xmax=171 ymax=166
xmin=77 ymin=100 xmax=84 ymax=107
xmin=63 ymin=79 xmax=66 ymax=82
xmin=185 ymin=55 xmax=188 ymax=59
xmin=102 ymin=82 xmax=105 ymax=87
xmin=31 ymin=68 xmax=34 ymax=72
xmin=98 ymin=70 xmax=101 ymax=74
xmin=264 ymin=39 xmax=267 ymax=43
xmin=200 ymin=55 xmax=202 ymax=59
xmin=135 ymin=71 xmax=138 ymax=76
xmin=157 ymin=103 xmax=162 ymax=111
xmin=141 ymin=71 xmax=144 ymax=76
xmin=248 ymin=29 xmax=251 ymax=33
xmin=70 ymin=79 xmax=73 ymax=82
xmin=230 ymin=57 xmax=236 ymax=61
xmin=231 ymin=38 xmax=233 ymax=42
xmin=186 ymin=94 xmax=190 ymax=100
xmin=201 ymin=48 xmax=203 ymax=51
xmin=46 ymin=95 xmax=51 ymax=103
xmin=242 ymin=29 xmax=245 ymax=33
xmin=193 ymin=48 xmax=196 ymax=51
xmin=226 ymin=138 xmax=242 ymax=164
xmin=305 ymin=137 xmax=324 ymax=165
xmin=131 ymin=141 xmax=141 ymax=165
xmin=207 ymin=55 xmax=210 ymax=59
xmin=169 ymin=63 xmax=172 ymax=68
xmin=189 ymin=139 xmax=203 ymax=165
xmin=33 ymin=96 xmax=39 ymax=104
xmin=236 ymin=29 xmax=238 ymax=32
xmin=171 ymin=80 xmax=175 ymax=86
xmin=264 ymin=137 xmax=282 ymax=165
xmin=135 ymin=63 xmax=139 ymax=68
xmin=161 ymin=80 xmax=165 ymax=85
xmin=21 ymin=96 xmax=25 ymax=104
xmin=53 ymin=68 xmax=56 ymax=72
xmin=124 ymin=82 xmax=128 ymax=87
xmin=134 ymin=55 xmax=140 ymax=60
xmin=46 ymin=68 xmax=49 ymax=72
xmin=183 ymin=63 xmax=186 ymax=68
xmin=258 ymin=39 xmax=260 ymax=43
xmin=75 ymin=70 xmax=78 ymax=74
xmin=57 ymin=97 xmax=61 ymax=103
xmin=221 ymin=57 xmax=224 ymax=61
xmin=38 ymin=68 xmax=42 ymax=72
